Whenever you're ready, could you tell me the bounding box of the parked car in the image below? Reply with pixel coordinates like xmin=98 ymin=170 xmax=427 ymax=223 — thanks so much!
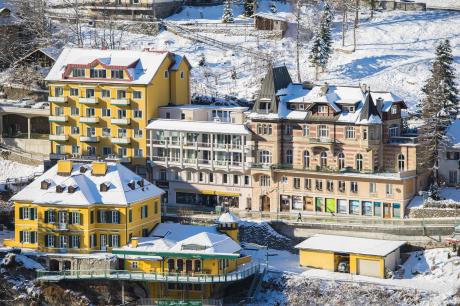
xmin=337 ymin=261 xmax=349 ymax=273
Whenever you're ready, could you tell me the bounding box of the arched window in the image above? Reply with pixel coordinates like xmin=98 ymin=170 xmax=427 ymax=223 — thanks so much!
xmin=286 ymin=149 xmax=293 ymax=164
xmin=259 ymin=150 xmax=272 ymax=164
xmin=398 ymin=154 xmax=405 ymax=172
xmin=303 ymin=150 xmax=310 ymax=168
xmin=356 ymin=154 xmax=363 ymax=171
xmin=320 ymin=151 xmax=327 ymax=168
xmin=338 ymin=152 xmax=345 ymax=170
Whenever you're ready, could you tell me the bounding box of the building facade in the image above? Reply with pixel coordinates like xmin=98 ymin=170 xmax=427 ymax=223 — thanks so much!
xmin=4 ymin=160 xmax=164 ymax=253
xmin=148 ymin=67 xmax=424 ymax=218
xmin=46 ymin=48 xmax=191 ymax=175
xmin=147 ymin=105 xmax=254 ymax=209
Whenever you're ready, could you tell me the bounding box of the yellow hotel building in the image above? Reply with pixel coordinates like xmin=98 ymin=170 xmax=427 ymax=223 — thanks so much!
xmin=46 ymin=48 xmax=191 ymax=174
xmin=4 ymin=160 xmax=164 ymax=253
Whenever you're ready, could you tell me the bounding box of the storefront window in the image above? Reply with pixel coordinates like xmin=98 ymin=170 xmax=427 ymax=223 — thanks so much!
xmin=338 ymin=199 xmax=348 ymax=214
xmin=362 ymin=201 xmax=373 ymax=216
xmin=280 ymin=195 xmax=290 ymax=212
xmin=374 ymin=202 xmax=382 ymax=217
xmin=350 ymin=200 xmax=360 ymax=215
xmin=393 ymin=203 xmax=401 ymax=218
xmin=292 ymin=196 xmax=303 ymax=210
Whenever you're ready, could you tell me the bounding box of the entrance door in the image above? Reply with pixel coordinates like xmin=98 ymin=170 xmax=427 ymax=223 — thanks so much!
xmin=383 ymin=203 xmax=391 ymax=218
xmin=357 ymin=259 xmax=381 ymax=278
xmin=315 ymin=197 xmax=323 ymax=212
xmin=261 ymin=196 xmax=270 ymax=212
xmin=304 ymin=197 xmax=314 ymax=211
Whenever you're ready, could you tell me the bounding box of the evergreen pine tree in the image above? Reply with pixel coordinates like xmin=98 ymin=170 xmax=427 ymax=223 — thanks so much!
xmin=308 ymin=3 xmax=333 ymax=80
xmin=222 ymin=0 xmax=234 ymax=23
xmin=243 ymin=0 xmax=255 ymax=17
xmin=270 ymin=2 xmax=277 ymax=13
xmin=417 ymin=39 xmax=459 ymax=184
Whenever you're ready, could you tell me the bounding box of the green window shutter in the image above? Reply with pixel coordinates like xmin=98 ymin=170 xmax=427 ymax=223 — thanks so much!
xmin=117 ymin=211 xmax=121 ymax=224
xmin=67 ymin=212 xmax=71 ymax=224
xmin=108 ymin=235 xmax=113 ymax=247
xmin=33 ymin=208 xmax=37 ymax=220
xmin=145 ymin=206 xmax=148 ymax=218
xmin=31 ymin=232 xmax=37 ymax=244
xmin=77 ymin=236 xmax=81 ymax=248
xmin=44 ymin=235 xmax=49 ymax=247
xmin=19 ymin=207 xmax=23 ymax=219
xmin=90 ymin=211 xmax=94 ymax=224
xmin=44 ymin=210 xmax=49 ymax=224
xmin=107 ymin=211 xmax=113 ymax=224
xmin=80 ymin=213 xmax=83 ymax=225
xmin=19 ymin=231 xmax=24 ymax=243
xmin=97 ymin=210 xmax=101 ymax=223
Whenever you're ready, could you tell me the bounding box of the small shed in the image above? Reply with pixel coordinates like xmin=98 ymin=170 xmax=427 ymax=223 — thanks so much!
xmin=295 ymin=234 xmax=406 ymax=278
xmin=254 ymin=13 xmax=288 ymax=34
xmin=14 ymin=47 xmax=63 ymax=68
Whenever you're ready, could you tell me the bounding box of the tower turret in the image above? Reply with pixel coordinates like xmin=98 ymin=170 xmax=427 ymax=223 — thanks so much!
xmin=216 ymin=211 xmax=240 ymax=242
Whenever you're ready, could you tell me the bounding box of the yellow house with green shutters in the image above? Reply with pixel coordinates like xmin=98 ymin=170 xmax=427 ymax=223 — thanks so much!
xmin=45 ymin=48 xmax=191 ymax=174
xmin=295 ymin=234 xmax=405 ymax=279
xmin=110 ymin=215 xmax=257 ymax=300
xmin=4 ymin=160 xmax=165 ymax=253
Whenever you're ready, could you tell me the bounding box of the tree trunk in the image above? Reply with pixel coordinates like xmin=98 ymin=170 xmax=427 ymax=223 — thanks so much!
xmin=342 ymin=9 xmax=346 ymax=47
xmin=353 ymin=0 xmax=360 ymax=52
xmin=370 ymin=0 xmax=375 ymax=19
xmin=296 ymin=0 xmax=301 ymax=82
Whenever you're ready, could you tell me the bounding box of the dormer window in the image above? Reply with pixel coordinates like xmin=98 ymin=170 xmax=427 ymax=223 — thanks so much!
xmin=259 ymin=101 xmax=271 ymax=113
xmin=299 ymin=104 xmax=305 ymax=110
xmin=41 ymin=179 xmax=52 ymax=190
xmin=56 ymin=184 xmax=66 ymax=193
xmin=100 ymin=182 xmax=111 ymax=192
xmin=127 ymin=180 xmax=136 ymax=190
xmin=391 ymin=105 xmax=398 ymax=115
xmin=90 ymin=68 xmax=106 ymax=78
xmin=68 ymin=185 xmax=78 ymax=193
xmin=111 ymin=69 xmax=124 ymax=79
xmin=318 ymin=105 xmax=328 ymax=114
xmin=72 ymin=68 xmax=85 ymax=78
xmin=343 ymin=105 xmax=355 ymax=112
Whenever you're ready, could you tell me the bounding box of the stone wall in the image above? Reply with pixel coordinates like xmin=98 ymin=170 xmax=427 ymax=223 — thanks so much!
xmin=409 ymin=208 xmax=460 ymax=218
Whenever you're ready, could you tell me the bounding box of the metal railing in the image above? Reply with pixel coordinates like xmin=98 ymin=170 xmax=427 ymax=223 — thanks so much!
xmin=36 ymin=262 xmax=260 ymax=284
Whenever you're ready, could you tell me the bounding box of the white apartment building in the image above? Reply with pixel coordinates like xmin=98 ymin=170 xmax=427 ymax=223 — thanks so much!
xmin=147 ymin=105 xmax=254 ymax=209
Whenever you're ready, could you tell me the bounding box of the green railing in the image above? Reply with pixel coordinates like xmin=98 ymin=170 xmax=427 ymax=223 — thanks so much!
xmin=36 ymin=262 xmax=260 ymax=284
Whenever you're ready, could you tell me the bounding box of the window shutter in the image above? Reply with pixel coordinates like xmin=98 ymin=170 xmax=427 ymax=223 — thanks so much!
xmin=19 ymin=231 xmax=24 ymax=243
xmin=31 ymin=232 xmax=37 ymax=244
xmin=45 ymin=235 xmax=49 ymax=247
xmin=97 ymin=210 xmax=101 ymax=223
xmin=107 ymin=211 xmax=112 ymax=224
xmin=19 ymin=207 xmax=23 ymax=219
xmin=117 ymin=211 xmax=121 ymax=224
xmin=93 ymin=234 xmax=97 ymax=247
xmin=90 ymin=211 xmax=94 ymax=224
xmin=44 ymin=210 xmax=49 ymax=224
xmin=108 ymin=235 xmax=113 ymax=247
xmin=145 ymin=206 xmax=148 ymax=218
xmin=67 ymin=212 xmax=71 ymax=224
xmin=77 ymin=236 xmax=81 ymax=248
xmin=32 ymin=208 xmax=37 ymax=220
xmin=80 ymin=213 xmax=83 ymax=225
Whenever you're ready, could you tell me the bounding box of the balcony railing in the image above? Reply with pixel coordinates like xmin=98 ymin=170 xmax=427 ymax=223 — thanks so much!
xmin=111 ymin=137 xmax=131 ymax=145
xmin=79 ymin=97 xmax=98 ymax=104
xmin=36 ymin=262 xmax=260 ymax=284
xmin=49 ymin=115 xmax=68 ymax=122
xmin=388 ymin=136 xmax=418 ymax=144
xmin=48 ymin=96 xmax=67 ymax=103
xmin=151 ymin=157 xmax=246 ymax=169
xmin=49 ymin=134 xmax=68 ymax=142
xmin=80 ymin=116 xmax=99 ymax=124
xmin=308 ymin=137 xmax=340 ymax=144
xmin=110 ymin=99 xmax=130 ymax=106
xmin=151 ymin=139 xmax=246 ymax=150
xmin=80 ymin=136 xmax=99 ymax=143
xmin=111 ymin=118 xmax=131 ymax=125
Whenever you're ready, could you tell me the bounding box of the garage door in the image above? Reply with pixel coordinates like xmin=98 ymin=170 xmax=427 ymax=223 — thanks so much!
xmin=357 ymin=259 xmax=381 ymax=278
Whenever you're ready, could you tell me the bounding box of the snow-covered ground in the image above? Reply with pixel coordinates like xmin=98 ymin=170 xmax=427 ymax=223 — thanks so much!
xmin=60 ymin=5 xmax=460 ymax=110
xmin=0 ymin=230 xmax=13 ymax=247
xmin=408 ymin=187 xmax=460 ymax=209
xmin=0 ymin=160 xmax=42 ymax=182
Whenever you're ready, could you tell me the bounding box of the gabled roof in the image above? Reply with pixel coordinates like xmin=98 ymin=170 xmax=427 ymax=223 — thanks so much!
xmin=359 ymin=93 xmax=382 ymax=124
xmin=45 ymin=48 xmax=180 ymax=85
xmin=295 ymin=234 xmax=406 ymax=257
xmin=115 ymin=223 xmax=241 ymax=257
xmin=253 ymin=65 xmax=292 ymax=114
xmin=11 ymin=162 xmax=164 ymax=206
xmin=170 ymin=54 xmax=192 ymax=71
xmin=14 ymin=47 xmax=63 ymax=67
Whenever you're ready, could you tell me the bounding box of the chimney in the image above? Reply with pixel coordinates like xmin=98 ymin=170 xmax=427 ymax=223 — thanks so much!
xmin=68 ymin=184 xmax=78 ymax=193
xmin=127 ymin=180 xmax=136 ymax=190
xmin=56 ymin=184 xmax=66 ymax=193
xmin=320 ymin=82 xmax=328 ymax=96
xmin=41 ymin=179 xmax=52 ymax=190
xmin=100 ymin=182 xmax=111 ymax=192
xmin=131 ymin=237 xmax=139 ymax=248
xmin=360 ymin=83 xmax=368 ymax=94
xmin=302 ymin=81 xmax=314 ymax=90
xmin=137 ymin=179 xmax=144 ymax=188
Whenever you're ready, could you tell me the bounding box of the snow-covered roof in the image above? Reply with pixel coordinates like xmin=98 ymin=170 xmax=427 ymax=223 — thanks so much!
xmin=45 ymin=48 xmax=178 ymax=84
xmin=254 ymin=12 xmax=287 ymax=22
xmin=11 ymin=162 xmax=164 ymax=206
xmin=217 ymin=212 xmax=240 ymax=223
xmin=295 ymin=234 xmax=406 ymax=257
xmin=147 ymin=119 xmax=251 ymax=135
xmin=116 ymin=223 xmax=241 ymax=256
xmin=446 ymin=119 xmax=460 ymax=148
xmin=250 ymin=83 xmax=401 ymax=123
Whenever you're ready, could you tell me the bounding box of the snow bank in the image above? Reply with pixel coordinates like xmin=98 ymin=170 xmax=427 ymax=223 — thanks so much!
xmin=0 ymin=160 xmax=42 ymax=182
xmin=239 ymin=220 xmax=292 ymax=250
xmin=15 ymin=254 xmax=44 ymax=270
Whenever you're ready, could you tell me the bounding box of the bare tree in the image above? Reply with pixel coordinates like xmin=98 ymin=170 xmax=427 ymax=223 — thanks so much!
xmin=352 ymin=0 xmax=360 ymax=52
xmin=63 ymin=0 xmax=84 ymax=47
